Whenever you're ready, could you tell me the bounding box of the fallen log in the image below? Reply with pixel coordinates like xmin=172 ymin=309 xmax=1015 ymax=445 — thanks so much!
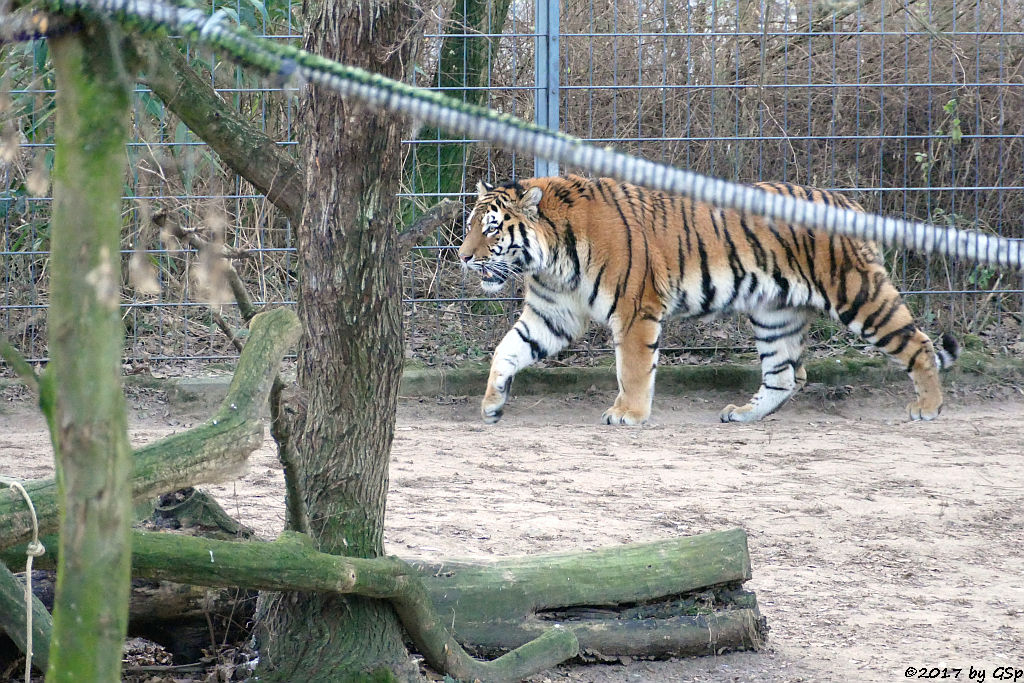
xmin=5 ymin=522 xmax=580 ymax=680
xmin=129 ymin=530 xmax=579 ymax=682
xmin=1 ymin=483 xmax=262 ymax=667
xmin=9 ymin=568 xmax=256 ymax=664
xmin=5 ymin=526 xmax=764 ymax=666
xmin=0 ymin=307 xmax=302 ymax=551
xmin=412 ymin=527 xmax=765 ymax=659
xmin=122 ymin=527 xmax=762 ymax=662
xmin=0 ymin=561 xmax=52 ymax=673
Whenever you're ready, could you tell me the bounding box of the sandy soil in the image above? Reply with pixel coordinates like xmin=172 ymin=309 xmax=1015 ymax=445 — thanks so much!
xmin=2 ymin=381 xmax=1022 ymax=682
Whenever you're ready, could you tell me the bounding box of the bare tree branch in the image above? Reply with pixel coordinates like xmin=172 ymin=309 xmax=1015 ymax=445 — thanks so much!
xmin=132 ymin=36 xmax=304 ymax=224
xmin=396 ymin=198 xmax=462 ymax=252
xmin=153 ymin=210 xmax=258 ymax=325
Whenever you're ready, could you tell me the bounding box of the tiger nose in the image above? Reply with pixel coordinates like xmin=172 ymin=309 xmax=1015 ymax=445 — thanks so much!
xmin=460 ymin=253 xmax=473 ymax=264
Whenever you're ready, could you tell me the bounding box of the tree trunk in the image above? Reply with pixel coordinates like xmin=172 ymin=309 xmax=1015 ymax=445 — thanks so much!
xmin=46 ymin=23 xmax=134 ymax=682
xmin=254 ymin=1 xmax=423 ymax=680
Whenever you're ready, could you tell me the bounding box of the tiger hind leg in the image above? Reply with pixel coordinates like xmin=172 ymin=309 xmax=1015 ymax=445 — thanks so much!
xmin=840 ymin=278 xmax=959 ymax=421
xmin=721 ymin=309 xmax=810 ymax=423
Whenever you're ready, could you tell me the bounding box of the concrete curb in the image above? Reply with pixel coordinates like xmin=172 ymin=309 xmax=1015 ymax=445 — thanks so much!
xmin=401 ymin=352 xmax=1015 ymax=396
xmin=2 ymin=351 xmax=1017 ymax=412
xmin=124 ymin=349 xmax=1019 ymax=411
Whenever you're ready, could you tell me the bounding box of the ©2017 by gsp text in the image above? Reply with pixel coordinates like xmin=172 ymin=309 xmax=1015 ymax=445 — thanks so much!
xmin=905 ymin=667 xmax=1023 ymax=681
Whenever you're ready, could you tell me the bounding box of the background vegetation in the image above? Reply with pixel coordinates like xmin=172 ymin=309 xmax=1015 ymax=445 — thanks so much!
xmin=2 ymin=0 xmax=1022 ymax=370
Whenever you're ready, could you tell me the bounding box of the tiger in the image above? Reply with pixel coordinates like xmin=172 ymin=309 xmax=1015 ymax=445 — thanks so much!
xmin=457 ymin=174 xmax=959 ymax=425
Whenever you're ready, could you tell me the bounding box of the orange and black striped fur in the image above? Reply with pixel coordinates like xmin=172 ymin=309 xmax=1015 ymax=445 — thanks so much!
xmin=458 ymin=175 xmax=959 ymax=425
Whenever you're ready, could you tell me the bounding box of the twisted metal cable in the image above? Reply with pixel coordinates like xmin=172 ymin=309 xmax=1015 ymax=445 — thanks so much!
xmin=44 ymin=0 xmax=1024 ymax=270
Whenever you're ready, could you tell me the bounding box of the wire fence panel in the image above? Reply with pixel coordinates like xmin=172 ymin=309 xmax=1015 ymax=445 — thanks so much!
xmin=2 ymin=0 xmax=1023 ymax=368
xmin=3 ymin=0 xmax=305 ymax=365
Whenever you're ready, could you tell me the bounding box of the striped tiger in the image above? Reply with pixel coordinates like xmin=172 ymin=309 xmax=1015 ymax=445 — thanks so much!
xmin=458 ymin=175 xmax=959 ymax=425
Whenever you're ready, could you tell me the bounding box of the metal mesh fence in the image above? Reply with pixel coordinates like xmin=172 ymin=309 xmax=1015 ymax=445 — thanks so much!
xmin=2 ymin=0 xmax=305 ymax=365
xmin=2 ymin=0 xmax=1023 ymax=368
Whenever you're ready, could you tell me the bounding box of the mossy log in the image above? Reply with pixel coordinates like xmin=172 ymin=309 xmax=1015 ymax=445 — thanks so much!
xmin=130 ymin=530 xmax=579 ymax=682
xmin=412 ymin=527 xmax=765 ymax=659
xmin=0 ymin=561 xmax=52 ymax=672
xmin=121 ymin=516 xmax=756 ymax=661
xmin=6 ymin=525 xmax=761 ymax=660
xmin=127 ymin=528 xmax=762 ymax=662
xmin=0 ymin=307 xmax=301 ymax=551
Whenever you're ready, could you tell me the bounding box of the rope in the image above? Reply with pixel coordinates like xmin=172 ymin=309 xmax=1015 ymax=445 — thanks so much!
xmin=0 ymin=477 xmax=45 ymax=683
xmin=0 ymin=10 xmax=82 ymax=44
xmin=41 ymin=0 xmax=1024 ymax=271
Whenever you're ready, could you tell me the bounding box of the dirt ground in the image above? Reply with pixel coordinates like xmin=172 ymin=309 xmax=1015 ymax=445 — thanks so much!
xmin=1 ymin=380 xmax=1023 ymax=683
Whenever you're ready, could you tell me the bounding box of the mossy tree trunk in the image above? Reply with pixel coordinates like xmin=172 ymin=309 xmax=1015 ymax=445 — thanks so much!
xmin=46 ymin=23 xmax=134 ymax=682
xmin=254 ymin=1 xmax=423 ymax=680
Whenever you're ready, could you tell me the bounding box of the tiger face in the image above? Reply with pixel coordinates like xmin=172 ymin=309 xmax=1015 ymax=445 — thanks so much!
xmin=458 ymin=181 xmax=545 ymax=292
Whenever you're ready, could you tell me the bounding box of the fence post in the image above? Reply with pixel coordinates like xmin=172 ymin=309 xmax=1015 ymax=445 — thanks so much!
xmin=534 ymin=0 xmax=559 ymax=178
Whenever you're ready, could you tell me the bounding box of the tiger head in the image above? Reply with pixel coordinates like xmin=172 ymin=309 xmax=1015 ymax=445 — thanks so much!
xmin=458 ymin=180 xmax=547 ymax=292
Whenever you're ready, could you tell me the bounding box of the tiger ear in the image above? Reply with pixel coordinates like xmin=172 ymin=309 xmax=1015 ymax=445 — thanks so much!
xmin=521 ymin=186 xmax=542 ymax=209
xmin=476 ymin=180 xmax=494 ymax=197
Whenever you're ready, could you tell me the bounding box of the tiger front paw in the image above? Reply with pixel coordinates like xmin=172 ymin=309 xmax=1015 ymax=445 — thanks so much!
xmin=481 ymin=400 xmax=504 ymax=424
xmin=481 ymin=390 xmax=506 ymax=424
xmin=719 ymin=403 xmax=757 ymax=423
xmin=480 ymin=378 xmax=512 ymax=424
xmin=907 ymin=398 xmax=942 ymax=421
xmin=601 ymin=405 xmax=649 ymax=426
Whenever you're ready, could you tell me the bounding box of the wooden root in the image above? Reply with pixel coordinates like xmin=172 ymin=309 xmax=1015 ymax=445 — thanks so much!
xmin=0 ymin=307 xmax=301 ymax=551
xmin=130 ymin=530 xmax=579 ymax=682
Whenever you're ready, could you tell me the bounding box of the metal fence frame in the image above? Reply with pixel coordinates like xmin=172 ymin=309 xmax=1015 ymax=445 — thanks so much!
xmin=2 ymin=0 xmax=1022 ymax=367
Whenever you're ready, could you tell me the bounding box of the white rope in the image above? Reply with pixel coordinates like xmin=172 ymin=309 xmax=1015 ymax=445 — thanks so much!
xmin=1 ymin=477 xmax=45 ymax=683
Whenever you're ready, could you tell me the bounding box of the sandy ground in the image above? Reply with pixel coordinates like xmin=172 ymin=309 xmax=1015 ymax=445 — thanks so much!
xmin=1 ymin=380 xmax=1023 ymax=682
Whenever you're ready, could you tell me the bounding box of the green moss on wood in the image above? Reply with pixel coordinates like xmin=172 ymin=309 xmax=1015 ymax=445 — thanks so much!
xmin=47 ymin=22 xmax=135 ymax=683
xmin=0 ymin=309 xmax=301 ymax=552
xmin=0 ymin=560 xmax=52 ymax=672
